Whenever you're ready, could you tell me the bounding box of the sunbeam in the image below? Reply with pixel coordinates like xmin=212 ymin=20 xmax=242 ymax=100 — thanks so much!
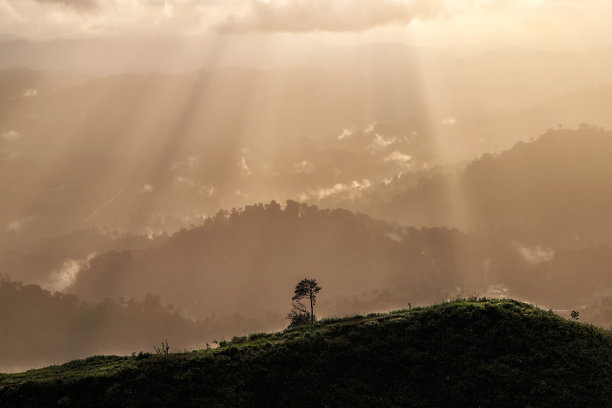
xmin=3 ymin=3 xmax=612 ymax=400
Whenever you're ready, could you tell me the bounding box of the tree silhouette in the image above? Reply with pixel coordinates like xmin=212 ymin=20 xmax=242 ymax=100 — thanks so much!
xmin=154 ymin=339 xmax=170 ymax=355
xmin=291 ymin=278 xmax=321 ymax=323
xmin=287 ymin=303 xmax=311 ymax=327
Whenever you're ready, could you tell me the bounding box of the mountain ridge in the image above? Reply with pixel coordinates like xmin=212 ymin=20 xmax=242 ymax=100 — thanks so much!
xmin=1 ymin=298 xmax=610 ymax=407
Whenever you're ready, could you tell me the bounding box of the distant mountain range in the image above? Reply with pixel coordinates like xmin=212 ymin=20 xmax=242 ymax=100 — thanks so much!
xmin=6 ymin=127 xmax=612 ymax=320
xmin=3 ymin=60 xmax=612 ymax=243
xmin=320 ymin=126 xmax=612 ymax=249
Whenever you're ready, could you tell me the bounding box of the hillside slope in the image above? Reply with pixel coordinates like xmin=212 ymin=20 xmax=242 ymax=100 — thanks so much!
xmin=1 ymin=298 xmax=611 ymax=407
xmin=67 ymin=202 xmax=520 ymax=318
xmin=324 ymin=126 xmax=612 ymax=248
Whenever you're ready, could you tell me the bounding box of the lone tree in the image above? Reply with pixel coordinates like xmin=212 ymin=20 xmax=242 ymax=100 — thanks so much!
xmin=288 ymin=278 xmax=321 ymax=325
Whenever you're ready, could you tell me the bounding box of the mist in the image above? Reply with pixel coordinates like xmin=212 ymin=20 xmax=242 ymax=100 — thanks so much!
xmin=3 ymin=0 xmax=612 ymax=372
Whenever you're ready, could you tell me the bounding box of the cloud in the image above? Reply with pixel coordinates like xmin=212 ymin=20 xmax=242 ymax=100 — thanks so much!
xmin=33 ymin=0 xmax=99 ymax=12
xmin=294 ymin=160 xmax=315 ymax=174
xmin=45 ymin=252 xmax=97 ymax=293
xmin=516 ymin=243 xmax=554 ymax=266
xmin=199 ymin=184 xmax=216 ymax=197
xmin=6 ymin=217 xmax=34 ymax=232
xmin=384 ymin=151 xmax=412 ymax=163
xmin=240 ymin=156 xmax=252 ymax=176
xmin=372 ymin=134 xmax=397 ymax=148
xmin=337 ymin=128 xmax=352 ymax=140
xmin=216 ymin=0 xmax=455 ymax=33
xmin=315 ymin=179 xmax=371 ymax=199
xmin=2 ymin=130 xmax=21 ymax=142
xmin=441 ymin=117 xmax=457 ymax=126
xmin=171 ymin=155 xmax=200 ymax=171
xmin=22 ymin=89 xmax=38 ymax=97
xmin=175 ymin=176 xmax=196 ymax=187
xmin=7 ymin=219 xmax=25 ymax=232
xmin=141 ymin=184 xmax=154 ymax=193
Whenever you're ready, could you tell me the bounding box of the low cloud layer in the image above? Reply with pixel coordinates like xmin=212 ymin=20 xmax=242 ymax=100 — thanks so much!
xmin=216 ymin=0 xmax=454 ymax=33
xmin=33 ymin=0 xmax=98 ymax=11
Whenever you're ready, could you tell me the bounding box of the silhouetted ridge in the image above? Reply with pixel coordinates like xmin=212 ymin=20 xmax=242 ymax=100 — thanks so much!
xmin=69 ymin=202 xmax=515 ymax=320
xmin=0 ymin=277 xmax=261 ymax=371
xmin=328 ymin=125 xmax=612 ymax=248
xmin=1 ymin=298 xmax=610 ymax=407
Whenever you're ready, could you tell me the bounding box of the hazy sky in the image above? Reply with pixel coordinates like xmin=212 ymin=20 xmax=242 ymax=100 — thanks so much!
xmin=2 ymin=0 xmax=612 ymax=52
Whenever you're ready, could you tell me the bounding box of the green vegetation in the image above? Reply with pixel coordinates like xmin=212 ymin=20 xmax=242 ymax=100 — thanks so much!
xmin=1 ymin=298 xmax=611 ymax=407
xmin=0 ymin=276 xmax=267 ymax=370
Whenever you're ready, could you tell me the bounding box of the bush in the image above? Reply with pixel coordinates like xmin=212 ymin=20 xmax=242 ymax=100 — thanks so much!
xmin=287 ymin=311 xmax=311 ymax=328
xmin=231 ymin=336 xmax=247 ymax=344
xmin=248 ymin=333 xmax=268 ymax=341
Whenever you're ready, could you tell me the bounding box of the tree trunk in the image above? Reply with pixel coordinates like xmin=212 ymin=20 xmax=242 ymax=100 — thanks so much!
xmin=309 ymin=289 xmax=314 ymax=322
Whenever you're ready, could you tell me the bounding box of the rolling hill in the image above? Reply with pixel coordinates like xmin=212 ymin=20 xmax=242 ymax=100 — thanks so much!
xmin=1 ymin=298 xmax=610 ymax=407
xmin=67 ymin=201 xmax=523 ymax=319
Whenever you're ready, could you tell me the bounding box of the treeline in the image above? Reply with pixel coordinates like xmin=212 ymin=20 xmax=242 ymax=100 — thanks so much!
xmin=3 ymin=299 xmax=612 ymax=407
xmin=70 ymin=201 xmax=526 ymax=318
xmin=0 ymin=228 xmax=168 ymax=287
xmin=320 ymin=125 xmax=612 ymax=249
xmin=0 ymin=277 xmax=268 ymax=372
xmin=69 ymin=200 xmax=612 ymax=320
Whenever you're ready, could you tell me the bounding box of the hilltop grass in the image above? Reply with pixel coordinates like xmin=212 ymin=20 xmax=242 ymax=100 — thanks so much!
xmin=1 ymin=298 xmax=611 ymax=407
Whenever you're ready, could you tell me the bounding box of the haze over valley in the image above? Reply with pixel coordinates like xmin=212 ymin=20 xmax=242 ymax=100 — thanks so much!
xmin=3 ymin=0 xmax=612 ymax=374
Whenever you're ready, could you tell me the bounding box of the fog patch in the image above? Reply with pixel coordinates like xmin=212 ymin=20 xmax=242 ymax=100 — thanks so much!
xmin=294 ymin=160 xmax=315 ymax=174
xmin=2 ymin=130 xmax=21 ymax=142
xmin=46 ymin=252 xmax=97 ymax=293
xmin=516 ymin=243 xmax=554 ymax=266
xmin=316 ymin=179 xmax=371 ymax=199
xmin=337 ymin=128 xmax=352 ymax=140
xmin=441 ymin=117 xmax=457 ymax=126
xmin=384 ymin=151 xmax=412 ymax=163
xmin=240 ymin=156 xmax=252 ymax=176
xmin=141 ymin=184 xmax=154 ymax=193
xmin=22 ymin=89 xmax=38 ymax=97
xmin=234 ymin=189 xmax=249 ymax=198
xmin=199 ymin=184 xmax=216 ymax=197
xmin=7 ymin=219 xmax=27 ymax=232
xmin=175 ymin=176 xmax=196 ymax=187
xmin=171 ymin=155 xmax=199 ymax=171
xmin=364 ymin=121 xmax=377 ymax=133
xmin=386 ymin=232 xmax=403 ymax=241
xmin=372 ymin=133 xmax=397 ymax=148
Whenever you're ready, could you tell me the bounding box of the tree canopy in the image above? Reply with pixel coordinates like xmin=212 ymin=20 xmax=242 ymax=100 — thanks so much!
xmin=289 ymin=278 xmax=321 ymax=325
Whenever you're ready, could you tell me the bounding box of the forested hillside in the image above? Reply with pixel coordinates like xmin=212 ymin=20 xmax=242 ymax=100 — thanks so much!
xmin=322 ymin=126 xmax=612 ymax=248
xmin=2 ymin=298 xmax=610 ymax=408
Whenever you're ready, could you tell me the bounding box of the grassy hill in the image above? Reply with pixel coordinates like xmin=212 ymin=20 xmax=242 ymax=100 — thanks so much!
xmin=1 ymin=298 xmax=611 ymax=407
